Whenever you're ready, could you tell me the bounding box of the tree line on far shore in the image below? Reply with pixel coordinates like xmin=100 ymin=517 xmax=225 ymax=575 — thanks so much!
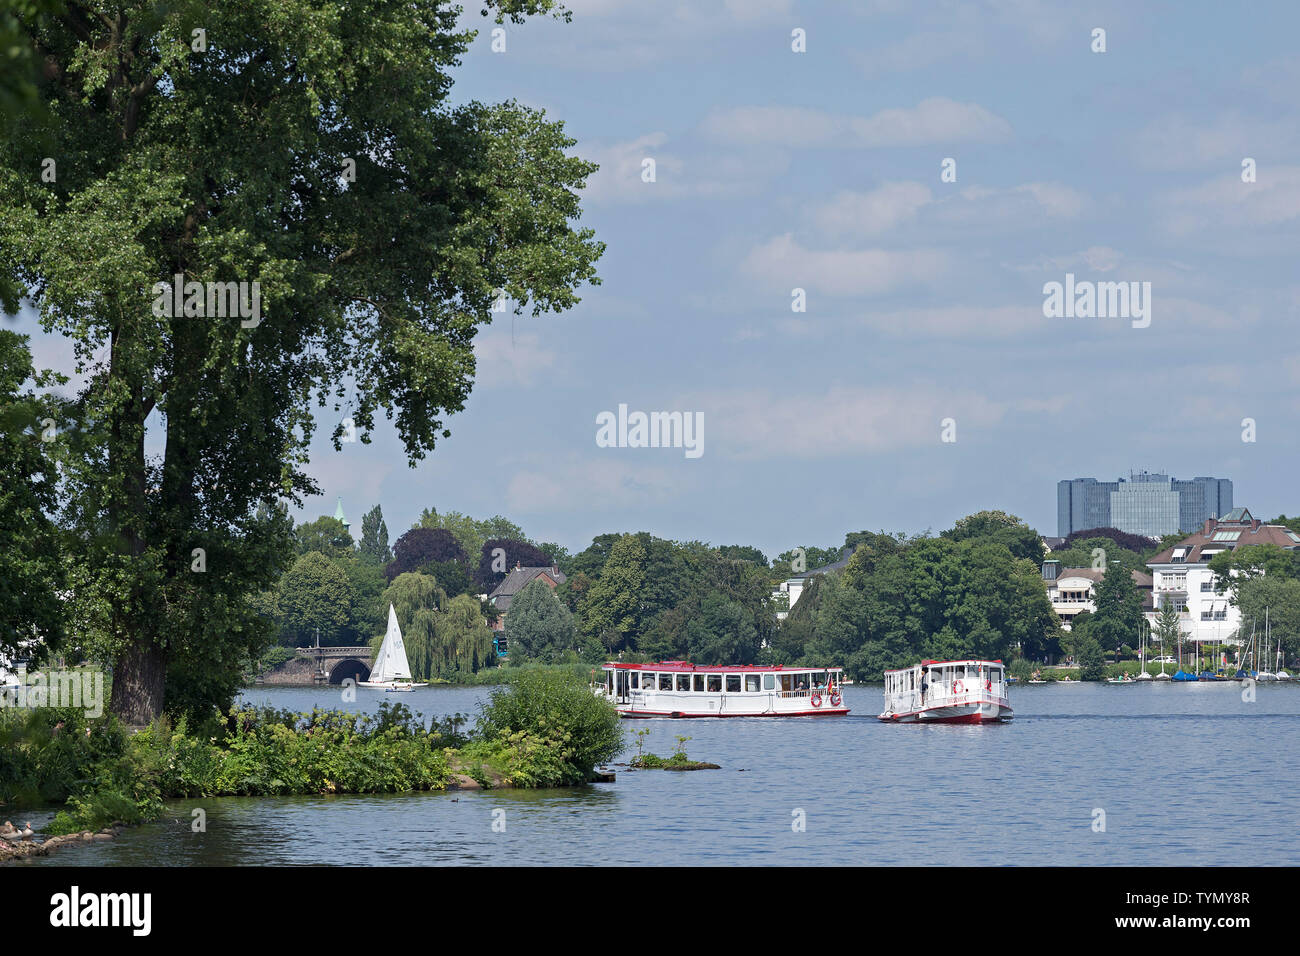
xmin=261 ymin=506 xmax=1300 ymax=689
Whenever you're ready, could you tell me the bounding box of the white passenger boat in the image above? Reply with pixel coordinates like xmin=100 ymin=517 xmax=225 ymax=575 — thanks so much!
xmin=878 ymin=659 xmax=1012 ymax=723
xmin=596 ymin=662 xmax=849 ymax=717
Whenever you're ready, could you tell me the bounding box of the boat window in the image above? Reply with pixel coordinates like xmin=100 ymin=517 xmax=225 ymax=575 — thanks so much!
xmin=726 ymin=675 xmax=741 ymax=693
xmin=762 ymin=674 xmax=775 ymax=690
xmin=745 ymin=674 xmax=761 ymax=692
xmin=707 ymin=674 xmax=722 ymax=692
xmin=677 ymin=674 xmax=691 ymax=692
xmin=780 ymin=674 xmax=793 ymax=692
xmin=630 ymin=672 xmax=639 ymax=689
xmin=659 ymin=674 xmax=673 ymax=691
xmin=693 ymin=674 xmax=705 ymax=692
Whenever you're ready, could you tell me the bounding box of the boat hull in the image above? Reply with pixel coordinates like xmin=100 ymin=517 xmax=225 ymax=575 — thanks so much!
xmin=878 ymin=698 xmax=1013 ymax=723
xmin=615 ymin=705 xmax=849 ymax=718
xmin=606 ymin=692 xmax=848 ymax=718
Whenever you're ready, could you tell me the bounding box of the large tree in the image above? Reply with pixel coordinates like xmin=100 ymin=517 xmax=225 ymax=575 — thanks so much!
xmin=1089 ymin=558 xmax=1144 ymax=654
xmin=276 ymin=551 xmax=356 ymax=646
xmin=504 ymin=578 xmax=576 ymax=662
xmin=386 ymin=527 xmax=469 ymax=582
xmin=358 ymin=504 xmax=391 ymax=566
xmin=0 ymin=0 xmax=601 ymax=722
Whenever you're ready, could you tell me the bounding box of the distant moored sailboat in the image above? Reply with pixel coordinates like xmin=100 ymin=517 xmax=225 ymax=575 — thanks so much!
xmin=360 ymin=604 xmax=427 ymax=691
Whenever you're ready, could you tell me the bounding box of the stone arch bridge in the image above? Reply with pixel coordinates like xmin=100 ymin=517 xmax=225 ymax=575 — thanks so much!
xmin=258 ymin=646 xmax=373 ymax=686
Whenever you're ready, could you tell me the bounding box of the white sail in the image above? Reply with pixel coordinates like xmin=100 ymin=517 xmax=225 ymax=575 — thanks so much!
xmin=369 ymin=604 xmax=413 ymax=683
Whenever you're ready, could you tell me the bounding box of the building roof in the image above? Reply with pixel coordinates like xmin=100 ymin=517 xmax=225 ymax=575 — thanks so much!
xmin=1146 ymin=510 xmax=1300 ymax=565
xmin=789 ymin=547 xmax=854 ymax=580
xmin=1054 ymin=568 xmax=1153 ymax=587
xmin=488 ymin=566 xmax=566 ymax=613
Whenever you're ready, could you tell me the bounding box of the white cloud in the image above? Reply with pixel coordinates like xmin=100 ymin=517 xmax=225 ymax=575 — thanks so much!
xmin=474 ymin=328 xmax=559 ymax=388
xmin=811 ymin=182 xmax=933 ymax=238
xmin=740 ymin=233 xmax=948 ymax=296
xmin=1005 ymin=246 xmax=1126 ymax=275
xmin=856 ymin=305 xmax=1045 ymax=337
xmin=684 ymin=384 xmax=1023 ymax=460
xmin=581 ymin=133 xmax=789 ymax=203
xmin=810 ymin=179 xmax=1087 ymax=240
xmin=701 ymin=98 xmax=1012 ymax=149
xmin=505 ymin=456 xmax=683 ymax=512
xmin=1159 ymin=165 xmax=1300 ymax=234
xmin=1134 ymin=113 xmax=1300 ymax=172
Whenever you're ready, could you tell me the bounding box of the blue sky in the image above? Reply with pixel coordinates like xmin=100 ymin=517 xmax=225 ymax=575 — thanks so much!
xmin=12 ymin=1 xmax=1300 ymax=560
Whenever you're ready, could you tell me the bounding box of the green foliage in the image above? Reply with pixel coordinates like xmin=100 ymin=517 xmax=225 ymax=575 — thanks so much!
xmin=773 ymin=523 xmax=1060 ymax=678
xmin=1074 ymin=633 xmax=1107 ymax=681
xmin=295 ymin=516 xmax=355 ymax=558
xmin=579 ymin=534 xmax=646 ymax=648
xmin=479 ymin=670 xmax=622 ymax=783
xmin=1235 ymin=576 xmax=1300 ymax=662
xmin=358 ymin=505 xmax=392 ymax=566
xmin=0 ymin=1 xmax=601 ymax=724
xmin=276 ymin=552 xmax=357 ymax=646
xmin=1153 ymin=601 xmax=1184 ymax=655
xmin=1209 ymin=544 xmax=1299 ymax=595
xmin=378 ymin=574 xmax=495 ymax=680
xmin=942 ymin=510 xmax=1045 ymax=564
xmin=423 ymin=558 xmax=474 ymax=598
xmin=1089 ymin=557 xmax=1144 ymax=653
xmin=0 ymin=330 xmax=66 ymax=654
xmin=415 ymin=509 xmax=528 ymax=566
xmin=505 ymin=579 xmax=577 ymax=662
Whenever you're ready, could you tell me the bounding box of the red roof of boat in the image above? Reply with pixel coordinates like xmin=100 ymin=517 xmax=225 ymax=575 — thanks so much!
xmin=601 ymin=661 xmax=842 ymax=673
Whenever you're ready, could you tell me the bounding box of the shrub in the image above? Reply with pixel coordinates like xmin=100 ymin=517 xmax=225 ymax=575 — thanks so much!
xmin=478 ymin=669 xmax=622 ymax=783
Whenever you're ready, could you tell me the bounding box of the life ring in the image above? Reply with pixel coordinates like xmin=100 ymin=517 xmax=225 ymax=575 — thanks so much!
xmin=985 ymin=678 xmax=992 ymax=692
xmin=952 ymin=679 xmax=964 ymax=694
xmin=830 ymin=693 xmax=842 ymax=707
xmin=810 ymin=693 xmax=822 ymax=708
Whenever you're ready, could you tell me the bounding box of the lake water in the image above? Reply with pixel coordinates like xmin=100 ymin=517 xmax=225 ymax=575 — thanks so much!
xmin=19 ymin=681 xmax=1300 ymax=866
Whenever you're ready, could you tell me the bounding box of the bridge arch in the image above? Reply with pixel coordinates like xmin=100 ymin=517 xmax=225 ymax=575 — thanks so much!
xmin=328 ymin=658 xmax=370 ymax=685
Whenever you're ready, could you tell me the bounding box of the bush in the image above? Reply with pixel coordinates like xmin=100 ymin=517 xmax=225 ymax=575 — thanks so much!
xmin=478 ymin=670 xmax=622 ymax=783
xmin=1075 ymin=634 xmax=1107 ymax=681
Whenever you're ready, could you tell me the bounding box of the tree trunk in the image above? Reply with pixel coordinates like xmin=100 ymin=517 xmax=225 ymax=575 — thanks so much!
xmin=106 ymin=322 xmax=163 ymax=725
xmin=110 ymin=641 xmax=166 ymax=727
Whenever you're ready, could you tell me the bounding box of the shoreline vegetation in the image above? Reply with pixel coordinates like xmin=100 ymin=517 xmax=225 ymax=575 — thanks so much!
xmin=0 ymin=671 xmax=622 ymax=861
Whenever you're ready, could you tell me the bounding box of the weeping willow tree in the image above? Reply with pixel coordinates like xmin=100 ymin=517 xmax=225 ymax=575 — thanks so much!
xmin=376 ymin=572 xmax=494 ymax=680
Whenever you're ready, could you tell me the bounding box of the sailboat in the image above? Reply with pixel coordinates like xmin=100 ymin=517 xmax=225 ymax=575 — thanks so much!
xmin=1257 ymin=608 xmax=1277 ymax=681
xmin=1134 ymin=617 xmax=1153 ymax=681
xmin=359 ymin=605 xmax=427 ymax=691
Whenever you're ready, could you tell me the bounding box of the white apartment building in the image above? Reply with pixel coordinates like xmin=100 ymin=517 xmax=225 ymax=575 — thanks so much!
xmin=1144 ymin=508 xmax=1300 ymax=645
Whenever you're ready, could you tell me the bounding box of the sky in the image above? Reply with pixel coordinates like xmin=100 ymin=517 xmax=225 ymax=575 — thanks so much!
xmin=10 ymin=0 xmax=1300 ymax=561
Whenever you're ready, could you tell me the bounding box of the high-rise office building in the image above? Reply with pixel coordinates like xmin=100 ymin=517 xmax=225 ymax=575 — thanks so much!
xmin=1057 ymin=472 xmax=1232 ymax=538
